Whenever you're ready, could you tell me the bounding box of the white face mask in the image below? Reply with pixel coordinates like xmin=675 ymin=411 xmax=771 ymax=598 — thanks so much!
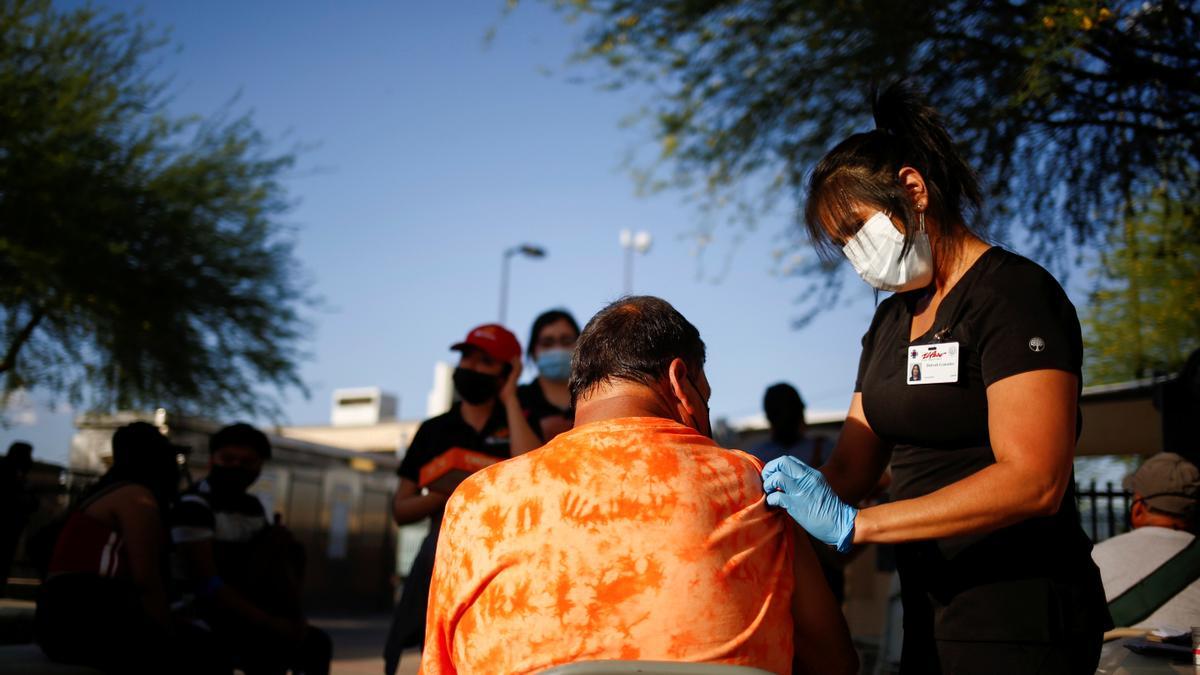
xmin=842 ymin=211 xmax=933 ymax=292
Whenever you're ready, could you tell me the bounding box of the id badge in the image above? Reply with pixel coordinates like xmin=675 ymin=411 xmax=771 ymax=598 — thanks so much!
xmin=906 ymin=341 xmax=959 ymax=385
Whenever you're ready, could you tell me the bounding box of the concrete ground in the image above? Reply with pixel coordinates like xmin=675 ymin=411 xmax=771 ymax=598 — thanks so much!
xmin=310 ymin=613 xmax=420 ymax=675
xmin=1 ymin=601 xmax=421 ymax=675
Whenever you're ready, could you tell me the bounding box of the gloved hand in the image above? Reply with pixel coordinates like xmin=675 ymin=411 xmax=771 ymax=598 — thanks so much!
xmin=762 ymin=456 xmax=858 ymax=553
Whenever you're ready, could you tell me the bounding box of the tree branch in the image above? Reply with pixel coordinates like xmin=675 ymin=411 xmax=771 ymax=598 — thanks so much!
xmin=0 ymin=308 xmax=47 ymax=375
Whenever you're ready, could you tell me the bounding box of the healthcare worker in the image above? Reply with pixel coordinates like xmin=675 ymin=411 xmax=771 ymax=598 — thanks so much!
xmin=762 ymin=82 xmax=1110 ymax=674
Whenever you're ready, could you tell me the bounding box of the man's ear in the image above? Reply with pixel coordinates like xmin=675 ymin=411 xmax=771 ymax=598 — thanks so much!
xmin=666 ymin=358 xmax=699 ymax=419
xmin=1130 ymin=497 xmax=1149 ymax=528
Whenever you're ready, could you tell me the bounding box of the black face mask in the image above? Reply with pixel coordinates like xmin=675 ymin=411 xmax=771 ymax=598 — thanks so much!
xmin=207 ymin=465 xmax=259 ymax=494
xmin=453 ymin=367 xmax=501 ymax=405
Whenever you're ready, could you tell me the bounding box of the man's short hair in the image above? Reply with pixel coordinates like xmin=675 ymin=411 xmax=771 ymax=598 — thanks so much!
xmin=209 ymin=423 xmax=272 ymax=460
xmin=569 ymin=296 xmax=706 ymax=406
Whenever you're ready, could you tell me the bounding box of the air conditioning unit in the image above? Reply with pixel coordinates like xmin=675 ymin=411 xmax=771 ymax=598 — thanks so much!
xmin=331 ymin=387 xmax=398 ymax=427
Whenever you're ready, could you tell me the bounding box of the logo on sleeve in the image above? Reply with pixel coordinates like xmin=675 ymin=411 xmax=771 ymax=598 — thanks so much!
xmin=1029 ymin=337 xmax=1046 ymax=352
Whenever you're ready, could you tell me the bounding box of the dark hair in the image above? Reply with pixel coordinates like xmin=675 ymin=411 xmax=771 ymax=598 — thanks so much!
xmin=569 ymin=296 xmax=706 ymax=406
xmin=527 ymin=309 xmax=581 ymax=359
xmin=764 ymin=383 xmax=804 ymax=419
xmin=763 ymin=383 xmax=805 ymax=444
xmin=209 ymin=422 xmax=271 ymax=460
xmin=91 ymin=422 xmax=180 ymax=508
xmin=804 ymin=81 xmax=983 ymax=274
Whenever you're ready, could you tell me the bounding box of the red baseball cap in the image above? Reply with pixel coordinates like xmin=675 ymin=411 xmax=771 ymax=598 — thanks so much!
xmin=450 ymin=324 xmax=521 ymax=363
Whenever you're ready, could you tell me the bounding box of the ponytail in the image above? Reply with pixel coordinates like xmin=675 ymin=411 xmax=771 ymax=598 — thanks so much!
xmin=804 ymin=81 xmax=982 ymax=272
xmin=871 ymin=82 xmax=981 ymax=231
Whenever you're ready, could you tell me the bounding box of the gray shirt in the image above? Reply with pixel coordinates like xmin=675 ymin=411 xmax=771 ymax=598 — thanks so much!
xmin=1091 ymin=526 xmax=1200 ymax=630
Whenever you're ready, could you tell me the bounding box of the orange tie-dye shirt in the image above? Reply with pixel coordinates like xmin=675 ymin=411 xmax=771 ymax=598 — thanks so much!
xmin=420 ymin=417 xmax=795 ymax=675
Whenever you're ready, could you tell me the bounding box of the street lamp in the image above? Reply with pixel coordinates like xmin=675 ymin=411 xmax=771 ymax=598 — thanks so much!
xmin=499 ymin=243 xmax=546 ymax=324
xmin=619 ymin=229 xmax=652 ymax=295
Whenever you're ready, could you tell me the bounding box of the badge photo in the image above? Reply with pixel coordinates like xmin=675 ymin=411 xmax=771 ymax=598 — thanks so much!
xmin=907 ymin=342 xmax=960 ymax=385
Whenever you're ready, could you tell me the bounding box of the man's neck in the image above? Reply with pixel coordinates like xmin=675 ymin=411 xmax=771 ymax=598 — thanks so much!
xmin=573 ymin=384 xmax=676 ymax=428
xmin=1135 ymin=515 xmax=1192 ymax=532
xmin=460 ymin=399 xmax=495 ymax=432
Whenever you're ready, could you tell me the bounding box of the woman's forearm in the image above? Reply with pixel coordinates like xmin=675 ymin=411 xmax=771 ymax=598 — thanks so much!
xmin=820 ymin=394 xmax=891 ymax=504
xmin=821 ymin=453 xmax=882 ymax=506
xmin=853 ymin=459 xmax=1066 ymax=544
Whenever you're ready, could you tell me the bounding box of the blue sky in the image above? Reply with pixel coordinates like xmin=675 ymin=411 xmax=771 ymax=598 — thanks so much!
xmin=4 ymin=1 xmax=1094 ymax=464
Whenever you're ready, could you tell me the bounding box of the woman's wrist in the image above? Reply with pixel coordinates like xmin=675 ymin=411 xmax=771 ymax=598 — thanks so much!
xmin=851 ymin=507 xmax=873 ymax=544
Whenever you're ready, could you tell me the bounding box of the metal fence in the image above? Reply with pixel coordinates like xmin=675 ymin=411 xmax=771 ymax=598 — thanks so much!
xmin=1075 ymin=480 xmax=1133 ymax=543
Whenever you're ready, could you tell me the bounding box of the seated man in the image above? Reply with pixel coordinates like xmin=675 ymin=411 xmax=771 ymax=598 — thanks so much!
xmin=172 ymin=423 xmax=332 ymax=675
xmin=1091 ymin=452 xmax=1199 ymax=629
xmin=421 ymin=296 xmax=857 ymax=675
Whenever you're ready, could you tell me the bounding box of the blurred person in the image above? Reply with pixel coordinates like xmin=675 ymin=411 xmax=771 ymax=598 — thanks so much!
xmin=1091 ymin=453 xmax=1199 ymax=629
xmin=749 ymin=383 xmax=825 ymax=467
xmin=420 ymin=297 xmax=857 ymax=675
xmin=384 ymin=324 xmax=528 ymax=675
xmin=35 ymin=423 xmax=226 ymax=674
xmin=172 ymin=423 xmax=330 ymax=675
xmin=0 ymin=440 xmax=36 ymax=595
xmin=761 ymin=81 xmax=1109 ymax=673
xmin=517 ymin=308 xmax=581 ymax=442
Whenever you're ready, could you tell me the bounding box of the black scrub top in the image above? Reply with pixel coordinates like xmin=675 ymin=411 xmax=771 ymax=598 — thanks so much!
xmin=397 ymin=402 xmax=511 ymax=528
xmin=517 ymin=380 xmax=572 ymax=442
xmin=856 ymin=247 xmax=1109 ymax=645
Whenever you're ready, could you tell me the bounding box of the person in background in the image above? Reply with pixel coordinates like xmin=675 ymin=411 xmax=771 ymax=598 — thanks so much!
xmin=517 ymin=309 xmax=580 ymax=443
xmin=1091 ymin=453 xmax=1199 ymax=629
xmin=384 ymin=323 xmax=528 ymax=675
xmin=749 ymin=383 xmax=825 ymax=467
xmin=420 ymin=297 xmax=857 ymax=675
xmin=36 ymin=423 xmax=225 ymax=674
xmin=172 ymin=423 xmax=330 ymax=675
xmin=0 ymin=441 xmax=36 ymax=595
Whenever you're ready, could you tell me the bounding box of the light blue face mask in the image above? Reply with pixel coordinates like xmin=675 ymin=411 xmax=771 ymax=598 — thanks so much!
xmin=535 ymin=348 xmax=573 ymax=382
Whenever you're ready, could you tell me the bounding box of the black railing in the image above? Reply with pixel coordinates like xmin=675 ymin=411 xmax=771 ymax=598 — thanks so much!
xmin=1075 ymin=480 xmax=1132 ymax=543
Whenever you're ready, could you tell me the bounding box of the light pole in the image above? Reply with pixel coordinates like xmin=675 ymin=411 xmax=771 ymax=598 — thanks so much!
xmin=499 ymin=243 xmax=546 ymax=324
xmin=619 ymin=229 xmax=652 ymax=295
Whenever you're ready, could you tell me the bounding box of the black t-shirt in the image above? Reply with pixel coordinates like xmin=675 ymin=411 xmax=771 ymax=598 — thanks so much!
xmin=857 ymin=247 xmax=1083 ymax=507
xmin=396 ymin=403 xmax=511 ymax=523
xmin=170 ymin=478 xmax=269 ymax=590
xmin=517 ymin=380 xmax=573 ymax=442
xmin=855 ymin=247 xmax=1108 ymax=643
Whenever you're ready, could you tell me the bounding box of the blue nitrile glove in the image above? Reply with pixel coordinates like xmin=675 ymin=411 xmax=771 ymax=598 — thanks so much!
xmin=762 ymin=455 xmax=858 ymax=553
